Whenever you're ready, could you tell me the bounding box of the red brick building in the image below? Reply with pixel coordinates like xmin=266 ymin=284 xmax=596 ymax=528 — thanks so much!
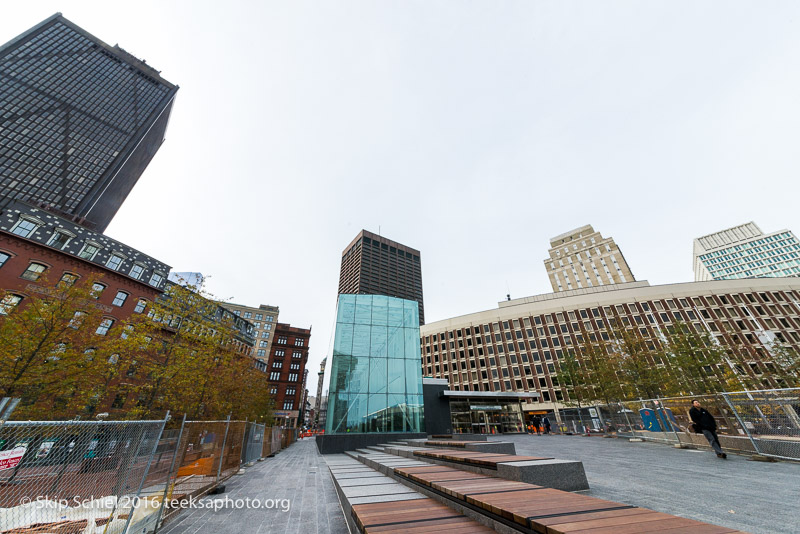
xmin=267 ymin=323 xmax=311 ymax=428
xmin=0 ymin=201 xmax=170 ymax=324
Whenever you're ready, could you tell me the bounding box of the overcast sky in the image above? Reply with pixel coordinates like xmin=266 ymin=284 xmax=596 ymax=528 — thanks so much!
xmin=4 ymin=1 xmax=800 ymax=396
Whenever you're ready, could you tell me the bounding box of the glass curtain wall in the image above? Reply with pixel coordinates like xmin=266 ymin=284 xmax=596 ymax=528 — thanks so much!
xmin=326 ymin=294 xmax=424 ymax=433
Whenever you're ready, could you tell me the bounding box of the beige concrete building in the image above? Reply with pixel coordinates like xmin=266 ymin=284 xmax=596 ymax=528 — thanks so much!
xmin=693 ymin=222 xmax=800 ymax=281
xmin=544 ymin=225 xmax=635 ymax=293
xmin=420 ymin=278 xmax=800 ymax=429
xmin=221 ymin=302 xmax=279 ymax=370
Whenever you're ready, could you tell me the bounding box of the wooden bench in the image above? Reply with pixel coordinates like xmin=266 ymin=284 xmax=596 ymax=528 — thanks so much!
xmin=425 ymin=439 xmax=480 ymax=448
xmin=407 ymin=438 xmax=517 ymax=454
xmin=393 ymin=464 xmax=747 ymax=533
xmin=414 ymin=449 xmax=548 ymax=469
xmin=378 ymin=444 xmax=588 ymax=491
xmin=351 ymin=498 xmax=494 ymax=533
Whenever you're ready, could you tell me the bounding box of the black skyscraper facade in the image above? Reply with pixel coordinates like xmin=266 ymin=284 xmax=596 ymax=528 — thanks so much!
xmin=0 ymin=13 xmax=178 ymax=232
xmin=339 ymin=229 xmax=425 ymax=324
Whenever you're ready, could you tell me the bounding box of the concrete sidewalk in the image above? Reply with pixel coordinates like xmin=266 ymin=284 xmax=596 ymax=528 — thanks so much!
xmin=502 ymin=433 xmax=797 ymax=534
xmin=160 ymin=438 xmax=348 ymax=534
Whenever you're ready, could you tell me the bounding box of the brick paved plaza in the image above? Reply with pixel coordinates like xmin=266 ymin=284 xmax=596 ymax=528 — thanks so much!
xmin=161 ymin=434 xmax=796 ymax=534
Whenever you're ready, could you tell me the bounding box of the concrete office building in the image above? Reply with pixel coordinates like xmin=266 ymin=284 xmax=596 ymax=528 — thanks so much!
xmin=222 ymin=302 xmax=280 ymax=370
xmin=339 ymin=229 xmax=425 ymax=324
xmin=0 ymin=14 xmax=178 ymax=232
xmin=420 ymin=278 xmax=800 ymax=432
xmin=545 ymin=225 xmax=635 ymax=293
xmin=694 ymin=222 xmax=800 ymax=281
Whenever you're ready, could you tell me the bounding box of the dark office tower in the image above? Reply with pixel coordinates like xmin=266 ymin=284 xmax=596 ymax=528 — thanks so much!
xmin=0 ymin=13 xmax=178 ymax=232
xmin=339 ymin=229 xmax=425 ymax=324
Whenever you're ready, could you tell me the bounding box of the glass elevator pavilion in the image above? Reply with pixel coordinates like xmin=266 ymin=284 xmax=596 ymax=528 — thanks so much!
xmin=325 ymin=294 xmax=425 ymax=434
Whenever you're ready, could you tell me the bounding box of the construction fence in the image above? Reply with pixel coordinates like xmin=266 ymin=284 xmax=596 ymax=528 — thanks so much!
xmin=0 ymin=414 xmax=300 ymax=534
xmin=544 ymin=388 xmax=800 ymax=461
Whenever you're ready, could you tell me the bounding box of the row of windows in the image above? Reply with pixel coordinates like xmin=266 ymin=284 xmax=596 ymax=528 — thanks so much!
xmin=9 ymin=217 xmax=164 ymax=286
xmin=0 ymin=254 xmax=149 ymax=316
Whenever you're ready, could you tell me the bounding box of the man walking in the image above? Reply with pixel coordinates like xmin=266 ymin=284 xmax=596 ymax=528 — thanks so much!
xmin=689 ymin=400 xmax=726 ymax=459
xmin=542 ymin=416 xmax=551 ymax=435
xmin=531 ymin=415 xmax=541 ymax=435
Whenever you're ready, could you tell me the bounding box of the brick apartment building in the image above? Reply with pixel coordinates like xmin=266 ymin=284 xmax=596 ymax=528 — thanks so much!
xmin=267 ymin=323 xmax=311 ymax=428
xmin=0 ymin=201 xmax=169 ymax=323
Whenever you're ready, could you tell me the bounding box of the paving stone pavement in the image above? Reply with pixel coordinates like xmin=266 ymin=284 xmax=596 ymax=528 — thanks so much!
xmin=160 ymin=437 xmax=349 ymax=534
xmin=501 ymin=433 xmax=799 ymax=534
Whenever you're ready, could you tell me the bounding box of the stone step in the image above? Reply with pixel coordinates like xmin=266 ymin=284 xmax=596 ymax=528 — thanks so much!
xmin=365 ymin=445 xmax=386 ymax=452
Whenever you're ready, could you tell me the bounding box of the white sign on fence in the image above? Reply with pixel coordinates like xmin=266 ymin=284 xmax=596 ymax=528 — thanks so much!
xmin=0 ymin=445 xmax=27 ymax=471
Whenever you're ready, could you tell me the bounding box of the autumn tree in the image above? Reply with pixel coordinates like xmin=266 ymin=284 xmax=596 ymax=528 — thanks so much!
xmin=765 ymin=340 xmax=800 ymax=387
xmin=115 ymin=280 xmax=274 ymax=422
xmin=0 ymin=274 xmax=118 ymax=419
xmin=571 ymin=322 xmax=626 ymax=404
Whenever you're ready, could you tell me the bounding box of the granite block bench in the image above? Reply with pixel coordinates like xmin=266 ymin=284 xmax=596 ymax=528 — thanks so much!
xmin=413 ymin=448 xmax=589 ymax=492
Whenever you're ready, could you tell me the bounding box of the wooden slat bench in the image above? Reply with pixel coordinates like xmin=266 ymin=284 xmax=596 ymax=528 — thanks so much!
xmin=351 ymin=498 xmax=494 ymax=533
xmin=414 ymin=449 xmax=550 ymax=469
xmin=376 ymin=444 xmax=587 ymax=491
xmin=393 ymin=464 xmax=747 ymax=534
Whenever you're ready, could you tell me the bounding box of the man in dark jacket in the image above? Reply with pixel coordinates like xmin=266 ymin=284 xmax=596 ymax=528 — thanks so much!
xmin=689 ymin=400 xmax=726 ymax=459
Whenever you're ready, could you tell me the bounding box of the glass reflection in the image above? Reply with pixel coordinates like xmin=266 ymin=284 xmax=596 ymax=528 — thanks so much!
xmin=326 ymin=294 xmax=425 ymax=434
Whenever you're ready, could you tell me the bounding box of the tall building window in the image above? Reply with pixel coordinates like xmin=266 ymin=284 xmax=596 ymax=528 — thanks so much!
xmin=59 ymin=273 xmax=79 ymax=287
xmin=266 ymin=316 xmax=274 ymax=322
xmin=273 ymin=361 xmax=283 ymax=368
xmin=96 ymin=318 xmax=114 ymax=335
xmin=47 ymin=230 xmax=72 ymax=250
xmin=78 ymin=243 xmax=101 ymax=260
xmin=244 ymin=311 xmax=252 ymax=319
xmin=0 ymin=252 xmax=9 ymax=268
xmin=21 ymin=262 xmax=47 ymax=281
xmin=0 ymin=294 xmax=23 ymax=315
xmin=294 ymin=338 xmax=305 ymax=347
xmin=256 ymin=313 xmax=263 ymax=320
xmin=88 ymin=284 xmax=106 ymax=300
xmin=283 ymin=401 xmax=294 ymax=410
xmin=259 ymin=341 xmax=268 ymax=348
xmin=269 ymin=372 xmax=280 ymax=380
xmin=292 ymin=351 xmax=303 ymax=358
xmin=130 ymin=264 xmax=145 ymax=280
xmin=275 ymin=349 xmax=285 ymax=357
xmin=11 ymin=218 xmax=39 ymax=238
xmin=256 ymin=349 xmax=266 ymax=357
xmin=149 ymin=272 xmax=164 ymax=287
xmin=288 ymin=373 xmax=298 ymax=382
xmin=112 ymin=291 xmax=129 ymax=307
xmin=286 ymin=387 xmax=296 ymax=396
xmin=106 ymin=253 xmax=124 ymax=271
xmin=277 ymin=336 xmax=287 ymax=344
xmin=134 ymin=299 xmax=147 ymax=313
xmin=261 ymin=331 xmax=269 ymax=338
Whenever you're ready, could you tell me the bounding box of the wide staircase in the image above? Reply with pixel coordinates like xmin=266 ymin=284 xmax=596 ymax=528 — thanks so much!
xmin=324 ymin=438 xmax=747 ymax=534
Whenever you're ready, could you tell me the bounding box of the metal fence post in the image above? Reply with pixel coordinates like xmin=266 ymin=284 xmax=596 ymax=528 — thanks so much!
xmin=721 ymin=392 xmax=762 ymax=455
xmin=216 ymin=414 xmax=232 ymax=484
xmin=122 ymin=411 xmax=170 ymax=534
xmin=657 ymin=396 xmax=682 ymax=445
xmin=620 ymin=402 xmax=635 ymax=438
xmin=153 ymin=414 xmax=186 ymax=534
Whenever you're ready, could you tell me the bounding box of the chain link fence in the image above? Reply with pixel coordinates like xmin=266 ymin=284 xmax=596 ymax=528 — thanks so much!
xmin=550 ymin=388 xmax=800 ymax=461
xmin=0 ymin=411 xmax=299 ymax=534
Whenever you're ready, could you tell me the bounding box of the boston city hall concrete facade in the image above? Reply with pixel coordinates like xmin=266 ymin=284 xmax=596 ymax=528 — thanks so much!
xmin=420 ymin=225 xmax=800 ymax=433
